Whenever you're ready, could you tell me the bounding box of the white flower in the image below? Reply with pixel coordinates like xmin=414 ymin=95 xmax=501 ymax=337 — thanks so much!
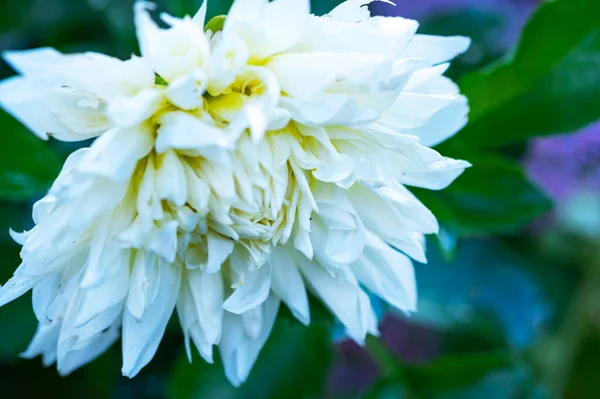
xmin=0 ymin=0 xmax=470 ymax=386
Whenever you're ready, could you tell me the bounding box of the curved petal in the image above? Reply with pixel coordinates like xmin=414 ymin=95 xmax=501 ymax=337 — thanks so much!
xmin=122 ymin=257 xmax=182 ymax=378
xmin=78 ymin=126 xmax=154 ymax=182
xmin=294 ymin=253 xmax=376 ymax=344
xmin=351 ymin=232 xmax=417 ymax=312
xmin=269 ymin=247 xmax=310 ymax=325
xmin=219 ymin=295 xmax=280 ymax=386
xmin=223 ymin=262 xmax=271 ymax=314
xmin=402 ymin=35 xmax=471 ymax=65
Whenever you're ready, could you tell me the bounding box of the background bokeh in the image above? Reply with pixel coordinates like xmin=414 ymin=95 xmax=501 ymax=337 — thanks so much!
xmin=1 ymin=0 xmax=600 ymax=398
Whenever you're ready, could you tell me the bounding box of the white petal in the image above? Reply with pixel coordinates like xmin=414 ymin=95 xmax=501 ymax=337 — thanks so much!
xmin=307 ymin=14 xmax=416 ymax=58
xmin=67 ymin=179 xmax=131 ymax=231
xmin=126 ymin=250 xmax=159 ymax=320
xmin=148 ymin=220 xmax=179 ymax=263
xmin=57 ymin=322 xmax=121 ymax=376
xmin=293 ymin=225 xmax=313 ymax=260
xmin=48 ymin=92 xmax=112 ymax=135
xmin=21 ymin=322 xmax=61 ymax=366
xmin=3 ymin=47 xmax=63 ymax=75
xmin=392 ymin=155 xmax=471 ymax=190
xmin=31 ymin=273 xmax=61 ymax=324
xmin=183 ymin=163 xmax=211 ymax=213
xmin=351 ymin=232 xmax=417 ymax=312
xmin=156 ymin=150 xmax=188 ymax=207
xmin=403 ymin=35 xmax=471 ymax=65
xmin=410 ymin=94 xmax=469 ymax=147
xmin=135 ymin=154 xmax=164 ymax=222
xmin=122 ymin=258 xmax=182 ymax=378
xmin=78 ymin=126 xmax=154 ymax=182
xmin=269 ymin=247 xmax=310 ymax=325
xmin=205 ymin=232 xmax=234 ymax=273
xmin=225 ymin=0 xmax=308 ymax=59
xmin=134 ymin=2 xmax=161 ymax=59
xmin=106 ymin=88 xmax=164 ymax=128
xmin=59 ymin=299 xmax=122 ymax=351
xmin=192 ymin=0 xmax=209 ymax=27
xmin=219 ymin=296 xmax=280 ymax=386
xmin=135 ymin=3 xmax=210 ymax=80
xmin=294 ymin=253 xmax=375 ymax=344
xmin=81 ymin=215 xmax=129 ymax=289
xmin=267 ymin=53 xmax=388 ymax=98
xmin=166 ymin=69 xmax=207 ymax=110
xmin=240 ymin=305 xmax=263 ymax=339
xmin=0 ymin=265 xmax=39 ymax=307
xmin=349 ymin=183 xmax=438 ymax=235
xmin=0 ymin=76 xmax=87 ymax=141
xmin=188 ymin=269 xmax=224 ymax=348
xmin=156 ymin=111 xmax=233 ymax=153
xmin=311 ymin=184 xmax=366 ymax=264
xmin=260 ymin=0 xmax=310 ymax=56
xmin=380 ymin=92 xmax=464 ymax=132
xmin=176 ymin=279 xmax=204 ymax=362
xmin=223 ymin=263 xmax=271 ymax=314
xmin=74 ymin=257 xmax=130 ymax=327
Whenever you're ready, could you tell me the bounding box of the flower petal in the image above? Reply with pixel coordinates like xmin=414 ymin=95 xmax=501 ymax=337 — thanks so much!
xmin=122 ymin=257 xmax=182 ymax=378
xmin=351 ymin=232 xmax=417 ymax=312
xmin=294 ymin=253 xmax=376 ymax=344
xmin=269 ymin=247 xmax=310 ymax=325
xmin=219 ymin=295 xmax=280 ymax=386
xmin=223 ymin=262 xmax=271 ymax=314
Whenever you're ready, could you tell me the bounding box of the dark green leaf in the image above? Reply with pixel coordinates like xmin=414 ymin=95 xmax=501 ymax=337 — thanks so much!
xmin=404 ymin=351 xmax=513 ymax=394
xmin=413 ymin=153 xmax=551 ymax=235
xmin=0 ymin=200 xmax=33 ymax=244
xmin=0 ymin=242 xmax=36 ymax=361
xmin=439 ymin=367 xmax=553 ymax=399
xmin=168 ymin=318 xmax=334 ymax=399
xmin=0 ymin=110 xmax=61 ymax=201
xmin=452 ymin=0 xmax=600 ymax=147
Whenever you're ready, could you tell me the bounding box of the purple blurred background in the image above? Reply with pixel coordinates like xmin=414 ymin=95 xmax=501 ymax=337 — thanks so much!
xmin=526 ymin=124 xmax=600 ymax=202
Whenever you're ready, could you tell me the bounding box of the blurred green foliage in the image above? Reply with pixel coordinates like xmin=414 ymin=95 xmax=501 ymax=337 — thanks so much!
xmin=0 ymin=0 xmax=600 ymax=398
xmin=413 ymin=153 xmax=551 ymax=236
xmin=456 ymin=0 xmax=600 ymax=147
xmin=169 ymin=320 xmax=334 ymax=399
xmin=0 ymin=111 xmax=62 ymax=201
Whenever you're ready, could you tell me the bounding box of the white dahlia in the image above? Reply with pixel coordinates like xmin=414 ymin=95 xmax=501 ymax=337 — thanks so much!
xmin=0 ymin=0 xmax=470 ymax=385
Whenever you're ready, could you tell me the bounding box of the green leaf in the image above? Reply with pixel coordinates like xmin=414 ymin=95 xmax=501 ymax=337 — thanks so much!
xmin=0 ymin=200 xmax=33 ymax=243
xmin=452 ymin=0 xmax=600 ymax=147
xmin=168 ymin=318 xmax=334 ymax=399
xmin=204 ymin=15 xmax=226 ymax=33
xmin=403 ymin=351 xmax=514 ymax=394
xmin=439 ymin=367 xmax=553 ymax=399
xmin=0 ymin=110 xmax=62 ymax=201
xmin=155 ymin=73 xmax=169 ymax=86
xmin=413 ymin=153 xmax=551 ymax=235
xmin=0 ymin=242 xmax=37 ymax=361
